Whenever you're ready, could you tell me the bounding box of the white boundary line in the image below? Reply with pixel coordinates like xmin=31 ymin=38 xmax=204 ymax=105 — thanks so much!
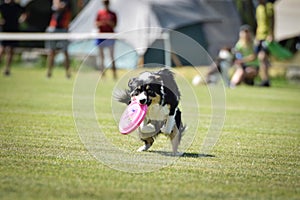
xmin=0 ymin=32 xmax=169 ymax=41
xmin=0 ymin=32 xmax=171 ymax=66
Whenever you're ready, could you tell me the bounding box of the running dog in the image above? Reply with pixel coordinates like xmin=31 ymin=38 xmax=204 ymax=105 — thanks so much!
xmin=114 ymin=68 xmax=185 ymax=155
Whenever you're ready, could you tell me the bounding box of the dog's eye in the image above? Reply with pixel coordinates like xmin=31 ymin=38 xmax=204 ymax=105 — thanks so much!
xmin=131 ymin=89 xmax=141 ymax=96
xmin=147 ymin=88 xmax=155 ymax=96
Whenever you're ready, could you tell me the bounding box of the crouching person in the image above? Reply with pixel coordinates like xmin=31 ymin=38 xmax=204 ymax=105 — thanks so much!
xmin=230 ymin=25 xmax=259 ymax=88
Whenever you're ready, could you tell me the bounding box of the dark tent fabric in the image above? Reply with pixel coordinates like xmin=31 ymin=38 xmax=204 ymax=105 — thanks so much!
xmin=202 ymin=0 xmax=241 ymax=58
xmin=144 ymin=23 xmax=209 ymax=66
xmin=151 ymin=0 xmax=220 ymax=29
xmin=145 ymin=0 xmax=241 ymax=66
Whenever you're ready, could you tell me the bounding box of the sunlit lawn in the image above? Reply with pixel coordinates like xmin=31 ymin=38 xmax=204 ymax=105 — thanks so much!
xmin=0 ymin=65 xmax=299 ymax=199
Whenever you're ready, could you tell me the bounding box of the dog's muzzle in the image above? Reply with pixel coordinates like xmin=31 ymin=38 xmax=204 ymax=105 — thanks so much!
xmin=135 ymin=92 xmax=148 ymax=105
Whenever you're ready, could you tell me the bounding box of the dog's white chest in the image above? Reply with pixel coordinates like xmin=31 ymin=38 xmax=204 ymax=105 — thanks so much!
xmin=147 ymin=104 xmax=169 ymax=121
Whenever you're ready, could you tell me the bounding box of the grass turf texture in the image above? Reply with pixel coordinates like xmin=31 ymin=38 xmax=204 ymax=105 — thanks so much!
xmin=0 ymin=66 xmax=299 ymax=199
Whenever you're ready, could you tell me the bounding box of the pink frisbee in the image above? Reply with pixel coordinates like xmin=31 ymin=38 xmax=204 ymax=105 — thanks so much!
xmin=119 ymin=100 xmax=148 ymax=134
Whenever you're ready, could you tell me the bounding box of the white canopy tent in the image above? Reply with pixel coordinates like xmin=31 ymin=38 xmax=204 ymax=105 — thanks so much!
xmin=274 ymin=0 xmax=300 ymax=41
xmin=69 ymin=0 xmax=241 ymax=68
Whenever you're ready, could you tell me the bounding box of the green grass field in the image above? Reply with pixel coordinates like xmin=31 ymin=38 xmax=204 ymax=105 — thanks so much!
xmin=0 ymin=66 xmax=299 ymax=199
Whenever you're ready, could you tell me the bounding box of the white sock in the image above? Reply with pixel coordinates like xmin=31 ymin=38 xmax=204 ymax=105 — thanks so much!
xmin=161 ymin=115 xmax=175 ymax=134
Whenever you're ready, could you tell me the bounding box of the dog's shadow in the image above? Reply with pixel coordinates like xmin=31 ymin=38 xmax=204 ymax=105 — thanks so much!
xmin=185 ymin=153 xmax=215 ymax=158
xmin=149 ymin=150 xmax=215 ymax=158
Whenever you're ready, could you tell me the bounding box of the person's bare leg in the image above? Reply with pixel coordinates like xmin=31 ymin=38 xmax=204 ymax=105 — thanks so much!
xmin=108 ymin=45 xmax=116 ymax=79
xmin=244 ymin=67 xmax=258 ymax=85
xmin=206 ymin=63 xmax=219 ymax=83
xmin=258 ymin=51 xmax=270 ymax=86
xmin=4 ymin=46 xmax=14 ymax=76
xmin=207 ymin=63 xmax=219 ymax=76
xmin=0 ymin=45 xmax=4 ymax=64
xmin=99 ymin=47 xmax=105 ymax=76
xmin=230 ymin=67 xmax=244 ymax=87
xmin=245 ymin=67 xmax=258 ymax=80
xmin=137 ymin=55 xmax=144 ymax=68
xmin=64 ymin=50 xmax=71 ymax=78
xmin=47 ymin=49 xmax=55 ymax=78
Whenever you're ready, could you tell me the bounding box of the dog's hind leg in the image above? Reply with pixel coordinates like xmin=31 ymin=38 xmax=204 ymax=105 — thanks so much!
xmin=161 ymin=106 xmax=178 ymax=134
xmin=170 ymin=127 xmax=183 ymax=156
xmin=161 ymin=115 xmax=176 ymax=134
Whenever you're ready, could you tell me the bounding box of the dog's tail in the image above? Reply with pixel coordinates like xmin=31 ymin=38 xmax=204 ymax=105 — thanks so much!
xmin=113 ymin=89 xmax=131 ymax=105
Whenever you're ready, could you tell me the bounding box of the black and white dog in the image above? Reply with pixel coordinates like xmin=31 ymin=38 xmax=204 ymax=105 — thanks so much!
xmin=114 ymin=68 xmax=185 ymax=155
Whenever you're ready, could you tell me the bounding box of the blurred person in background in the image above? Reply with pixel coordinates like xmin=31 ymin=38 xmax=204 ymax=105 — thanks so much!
xmin=230 ymin=25 xmax=259 ymax=88
xmin=0 ymin=0 xmax=25 ymax=76
xmin=95 ymin=0 xmax=117 ymax=79
xmin=255 ymin=0 xmax=275 ymax=87
xmin=23 ymin=0 xmax=52 ymax=32
xmin=21 ymin=0 xmax=52 ymax=48
xmin=46 ymin=0 xmax=71 ymax=78
xmin=192 ymin=47 xmax=233 ymax=87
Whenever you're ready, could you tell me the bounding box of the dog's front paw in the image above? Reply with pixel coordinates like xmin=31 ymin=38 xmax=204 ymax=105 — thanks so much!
xmin=140 ymin=123 xmax=156 ymax=134
xmin=137 ymin=144 xmax=151 ymax=152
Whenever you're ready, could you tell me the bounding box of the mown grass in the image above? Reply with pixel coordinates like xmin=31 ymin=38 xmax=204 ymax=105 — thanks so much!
xmin=0 ymin=66 xmax=299 ymax=200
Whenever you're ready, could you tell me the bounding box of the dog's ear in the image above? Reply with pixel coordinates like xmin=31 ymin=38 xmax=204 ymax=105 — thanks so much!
xmin=128 ymin=77 xmax=137 ymax=89
xmin=113 ymin=89 xmax=131 ymax=105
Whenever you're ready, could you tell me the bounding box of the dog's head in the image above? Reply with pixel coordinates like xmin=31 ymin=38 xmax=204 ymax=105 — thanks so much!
xmin=128 ymin=72 xmax=162 ymax=106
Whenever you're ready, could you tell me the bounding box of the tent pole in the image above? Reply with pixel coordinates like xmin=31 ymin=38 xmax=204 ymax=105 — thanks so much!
xmin=163 ymin=32 xmax=171 ymax=67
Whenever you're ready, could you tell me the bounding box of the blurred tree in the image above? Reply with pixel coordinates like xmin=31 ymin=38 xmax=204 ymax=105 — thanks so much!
xmin=233 ymin=0 xmax=257 ymax=30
